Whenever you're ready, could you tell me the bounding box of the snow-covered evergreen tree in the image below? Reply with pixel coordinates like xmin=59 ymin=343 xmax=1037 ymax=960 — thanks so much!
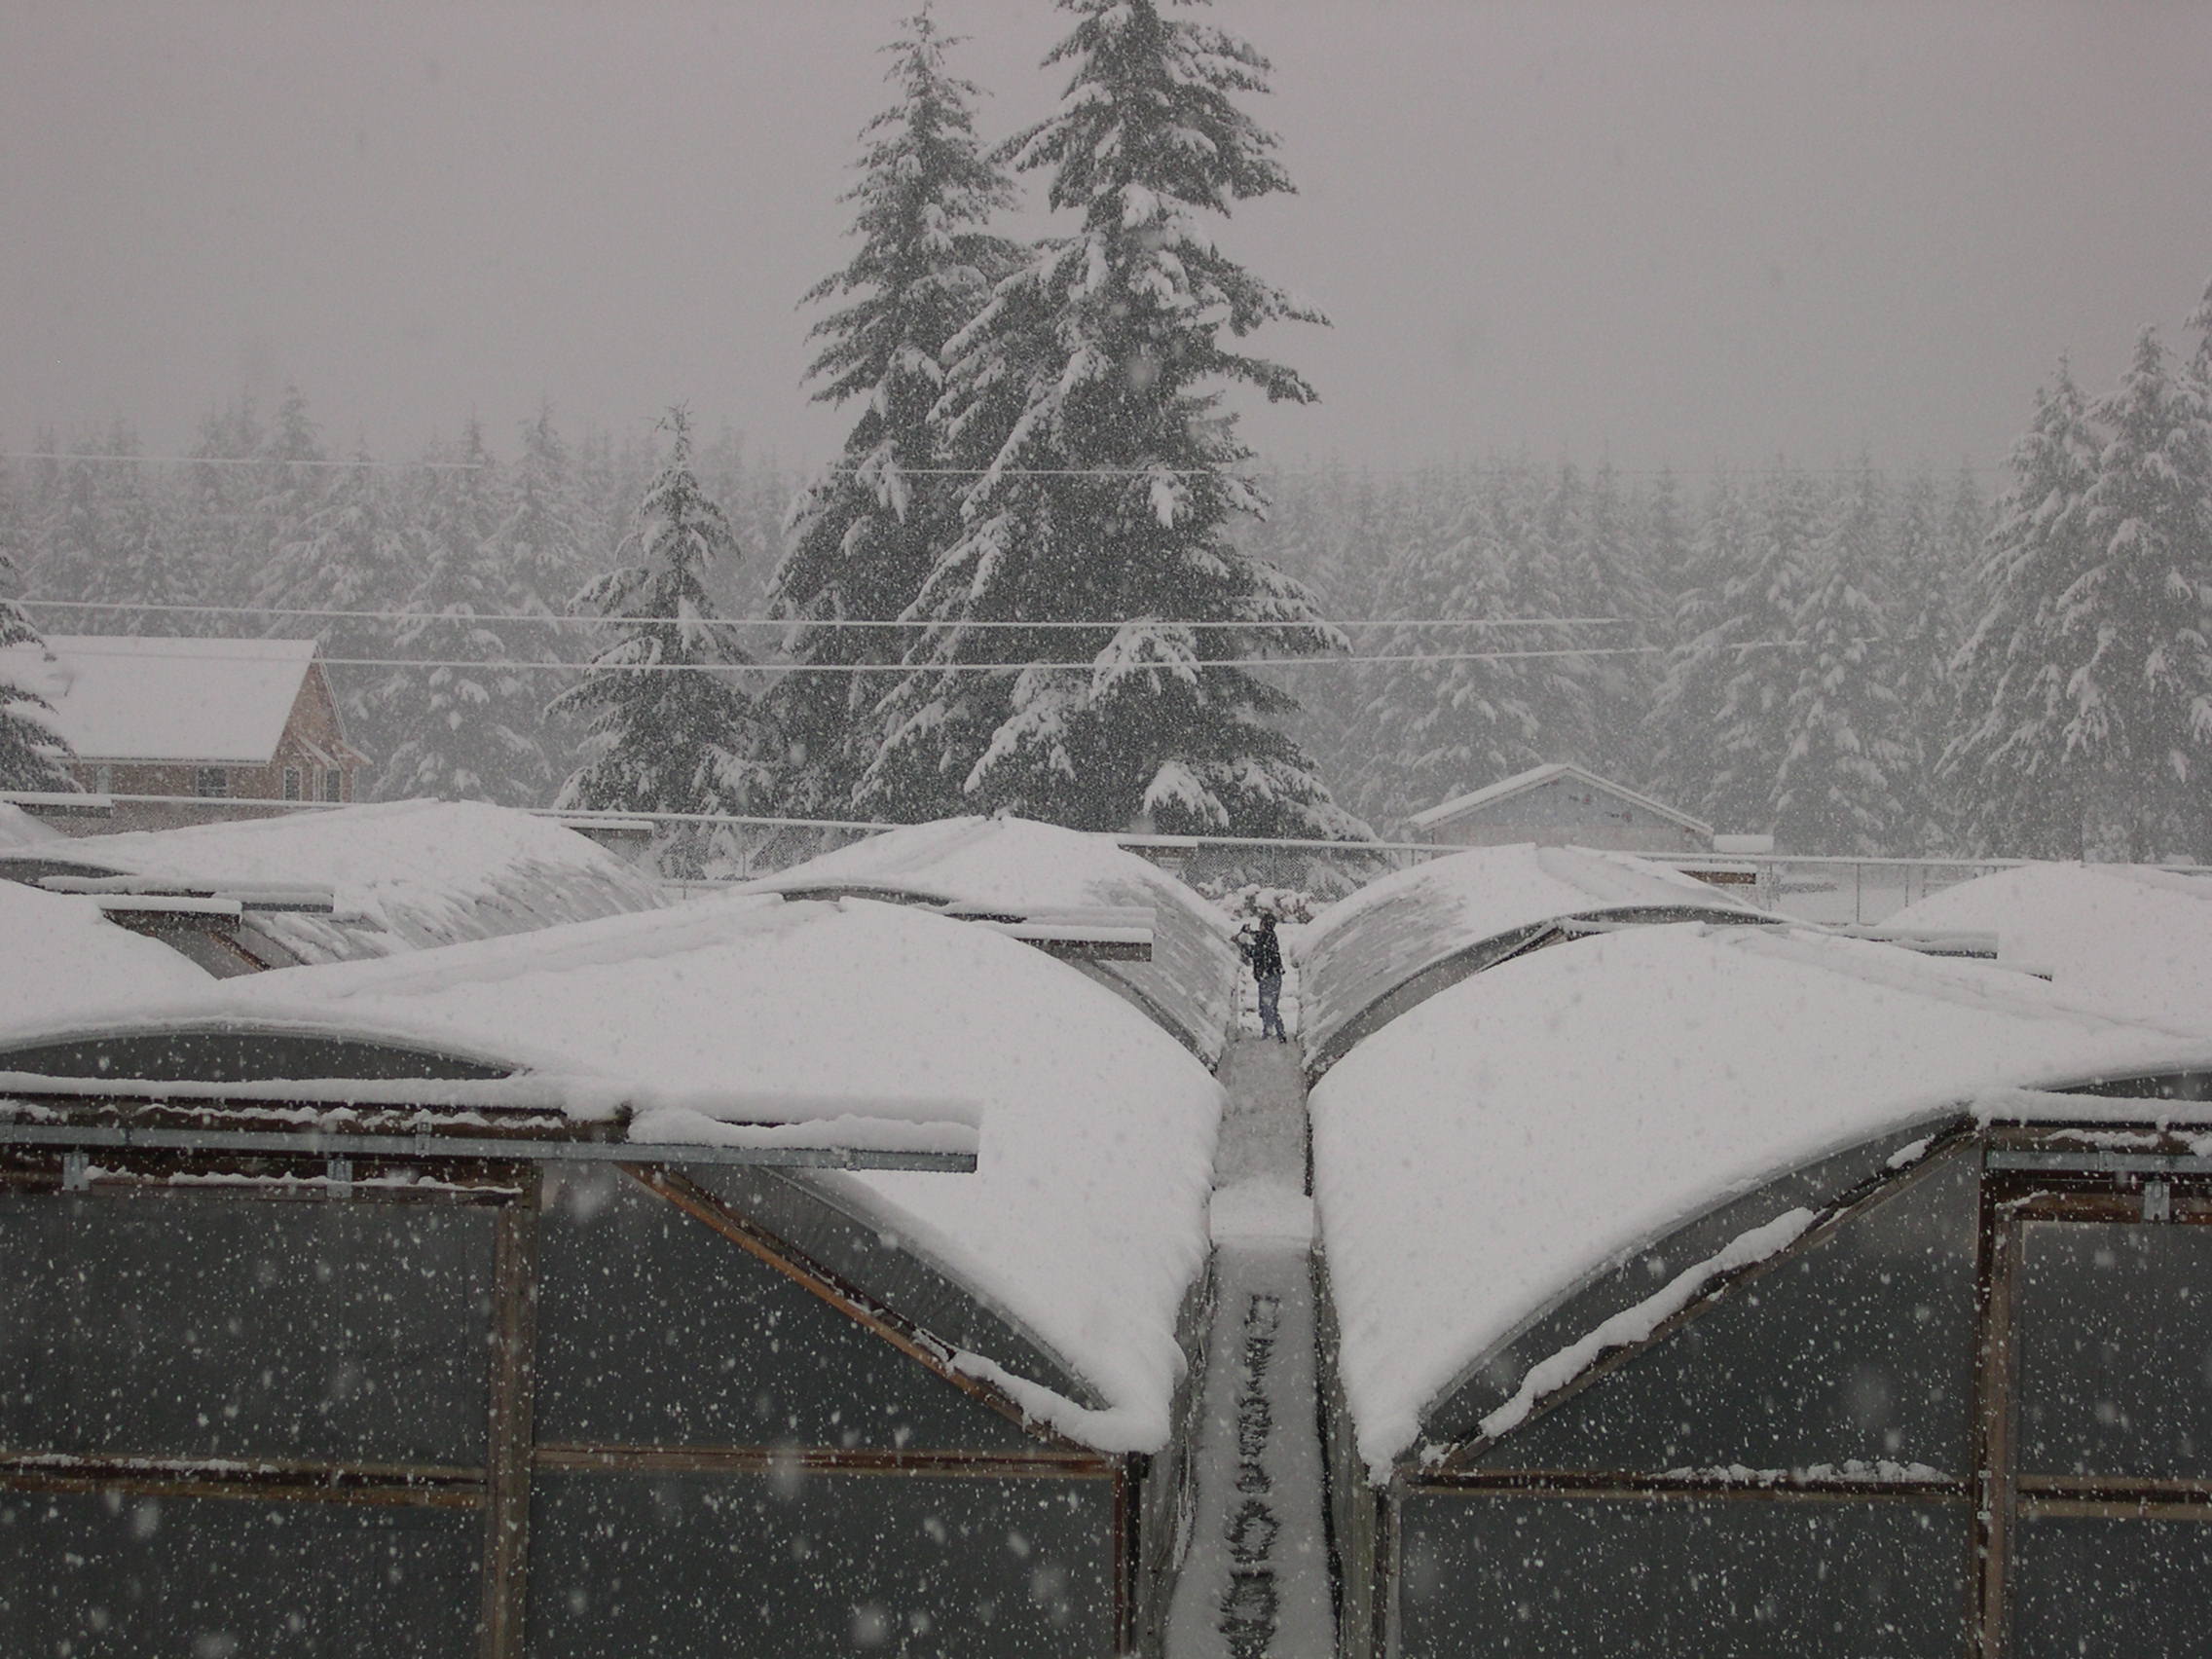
xmin=2063 ymin=329 xmax=2212 ymax=857
xmin=1357 ymin=468 xmax=1541 ymax=827
xmin=374 ymin=422 xmax=550 ymax=806
xmin=1647 ymin=471 xmax=1754 ymax=824
xmin=1554 ymin=459 xmax=1653 ymax=779
xmin=1708 ymin=464 xmax=1822 ymax=834
xmin=865 ymin=0 xmax=1363 ymax=837
xmin=80 ymin=424 xmax=185 ymax=624
xmin=0 ymin=492 xmax=76 ymax=792
xmin=1886 ymin=469 xmax=1963 ymax=848
xmin=1942 ymin=365 xmax=2105 ymax=857
xmin=1770 ymin=464 xmax=1911 ymax=852
xmin=550 ymin=410 xmax=774 ymax=873
xmin=770 ymin=8 xmax=1019 ymax=819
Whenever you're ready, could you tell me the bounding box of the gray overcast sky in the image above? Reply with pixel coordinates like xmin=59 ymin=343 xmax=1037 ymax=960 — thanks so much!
xmin=5 ymin=0 xmax=2210 ymax=476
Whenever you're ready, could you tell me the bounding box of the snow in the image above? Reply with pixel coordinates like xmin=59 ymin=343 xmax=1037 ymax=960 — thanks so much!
xmin=1297 ymin=842 xmax=1766 ymax=1066
xmin=0 ymin=800 xmax=62 ymax=850
xmin=28 ymin=636 xmax=321 ymax=763
xmin=6 ymin=799 xmax=669 ymax=963
xmin=1309 ymin=921 xmax=2212 ymax=1481
xmin=0 ymin=893 xmax=1222 ymax=1452
xmin=741 ymin=815 xmax=1241 ymax=1062
xmin=1889 ymin=862 xmax=2212 ymax=1033
xmin=1407 ymin=761 xmax=1713 ymax=836
xmin=0 ymin=881 xmax=215 ymax=1029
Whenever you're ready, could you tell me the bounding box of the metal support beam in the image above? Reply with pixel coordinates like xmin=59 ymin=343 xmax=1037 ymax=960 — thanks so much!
xmin=478 ymin=1183 xmax=539 ymax=1659
xmin=0 ymin=1120 xmax=975 ymax=1173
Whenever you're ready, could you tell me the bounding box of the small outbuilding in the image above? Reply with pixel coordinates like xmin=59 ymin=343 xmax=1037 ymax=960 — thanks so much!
xmin=1309 ymin=920 xmax=2212 ymax=1657
xmin=1406 ymin=761 xmax=1713 ymax=856
xmin=0 ymin=893 xmax=1224 ymax=1656
xmin=1294 ymin=841 xmax=1771 ymax=1076
xmin=741 ymin=814 xmax=1244 ymax=1066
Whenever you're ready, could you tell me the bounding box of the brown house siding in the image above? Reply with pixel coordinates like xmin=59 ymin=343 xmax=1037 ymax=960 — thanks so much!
xmin=57 ymin=664 xmax=367 ymax=836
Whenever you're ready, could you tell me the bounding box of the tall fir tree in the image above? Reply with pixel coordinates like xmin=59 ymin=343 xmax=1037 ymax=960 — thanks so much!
xmin=550 ymin=410 xmax=775 ymax=873
xmin=2062 ymin=329 xmax=2212 ymax=858
xmin=257 ymin=440 xmax=411 ymax=757
xmin=1942 ymin=364 xmax=2105 ymax=857
xmin=1707 ymin=464 xmax=1822 ymax=834
xmin=1887 ymin=469 xmax=1963 ymax=848
xmin=0 ymin=478 xmax=76 ymax=792
xmin=1769 ymin=463 xmax=1911 ymax=852
xmin=1647 ymin=472 xmax=1754 ymax=825
xmin=374 ymin=422 xmax=550 ymax=806
xmin=770 ymin=8 xmax=1019 ymax=819
xmin=864 ymin=0 xmax=1363 ymax=836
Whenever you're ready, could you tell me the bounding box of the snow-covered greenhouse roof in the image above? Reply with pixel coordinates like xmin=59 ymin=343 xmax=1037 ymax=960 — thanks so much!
xmin=1296 ymin=841 xmax=1771 ymax=1074
xmin=1890 ymin=861 xmax=2212 ymax=1036
xmin=0 ymin=800 xmax=62 ymax=852
xmin=0 ymin=799 xmax=669 ymax=965
xmin=0 ymin=880 xmax=217 ymax=1030
xmin=1309 ymin=922 xmax=2212 ymax=1482
xmin=742 ymin=814 xmax=1241 ymax=1064
xmin=0 ymin=893 xmax=1223 ymax=1452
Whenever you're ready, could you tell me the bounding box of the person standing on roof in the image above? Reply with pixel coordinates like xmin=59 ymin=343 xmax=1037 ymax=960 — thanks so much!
xmin=1236 ymin=910 xmax=1288 ymax=1043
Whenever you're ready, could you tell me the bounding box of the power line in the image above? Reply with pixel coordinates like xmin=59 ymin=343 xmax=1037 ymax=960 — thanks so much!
xmin=17 ymin=597 xmax=1633 ymax=631
xmin=2 ymin=449 xmax=2010 ymax=479
xmin=19 ymin=638 xmax=1859 ymax=675
xmin=0 ymin=451 xmax=489 ymax=471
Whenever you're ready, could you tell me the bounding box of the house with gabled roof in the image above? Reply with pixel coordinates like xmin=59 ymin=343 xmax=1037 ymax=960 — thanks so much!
xmin=1406 ymin=760 xmax=1713 ymax=855
xmin=34 ymin=636 xmax=369 ymax=830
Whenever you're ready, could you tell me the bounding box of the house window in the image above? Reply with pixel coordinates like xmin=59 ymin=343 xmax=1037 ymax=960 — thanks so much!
xmin=323 ymin=768 xmax=345 ymax=803
xmin=282 ymin=767 xmax=302 ymax=802
xmin=194 ymin=768 xmax=229 ymax=799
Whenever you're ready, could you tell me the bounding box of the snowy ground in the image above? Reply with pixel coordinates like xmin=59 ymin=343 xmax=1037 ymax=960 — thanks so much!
xmin=1167 ymin=1035 xmax=1333 ymax=1659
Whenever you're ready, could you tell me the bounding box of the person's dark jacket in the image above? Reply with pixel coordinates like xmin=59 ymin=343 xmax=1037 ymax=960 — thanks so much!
xmin=1239 ymin=919 xmax=1284 ymax=979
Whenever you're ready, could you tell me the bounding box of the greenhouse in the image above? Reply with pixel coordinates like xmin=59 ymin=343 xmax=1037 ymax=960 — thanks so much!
xmin=1310 ymin=920 xmax=2212 ymax=1657
xmin=742 ymin=814 xmax=1244 ymax=1064
xmin=1295 ymin=841 xmax=1769 ymax=1076
xmin=0 ymin=799 xmax=669 ymax=973
xmin=0 ymin=892 xmax=1224 ymax=1657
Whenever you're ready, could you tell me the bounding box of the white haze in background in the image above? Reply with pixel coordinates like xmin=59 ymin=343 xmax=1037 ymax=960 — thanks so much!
xmin=3 ymin=0 xmax=2210 ymax=474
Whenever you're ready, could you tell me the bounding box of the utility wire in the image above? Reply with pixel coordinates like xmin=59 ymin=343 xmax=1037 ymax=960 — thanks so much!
xmin=17 ymin=597 xmax=1632 ymax=631
xmin=0 ymin=451 xmax=489 ymax=471
xmin=2 ymin=449 xmax=2010 ymax=478
xmin=18 ymin=638 xmax=1858 ymax=675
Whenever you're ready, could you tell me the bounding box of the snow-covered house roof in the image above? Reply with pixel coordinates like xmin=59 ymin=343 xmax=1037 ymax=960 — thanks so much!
xmin=0 ymin=893 xmax=1224 ymax=1452
xmin=0 ymin=880 xmax=216 ymax=1029
xmin=1309 ymin=922 xmax=2212 ymax=1482
xmin=0 ymin=799 xmax=670 ymax=965
xmin=1406 ymin=761 xmax=1714 ymax=836
xmin=1296 ymin=841 xmax=1770 ymax=1074
xmin=1889 ymin=862 xmax=2212 ymax=1035
xmin=741 ymin=815 xmax=1242 ymax=1064
xmin=29 ymin=636 xmax=331 ymax=764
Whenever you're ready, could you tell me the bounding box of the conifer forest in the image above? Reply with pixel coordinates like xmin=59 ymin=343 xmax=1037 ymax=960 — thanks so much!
xmin=5 ymin=2 xmax=2211 ymax=866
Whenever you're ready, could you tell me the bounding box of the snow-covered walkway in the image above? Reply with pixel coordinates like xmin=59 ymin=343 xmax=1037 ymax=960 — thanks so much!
xmin=1167 ymin=1036 xmax=1334 ymax=1659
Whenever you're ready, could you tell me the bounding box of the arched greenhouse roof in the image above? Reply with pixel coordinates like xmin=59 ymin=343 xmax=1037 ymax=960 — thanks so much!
xmin=1891 ymin=861 xmax=2212 ymax=1035
xmin=0 ymin=799 xmax=670 ymax=965
xmin=0 ymin=879 xmax=216 ymax=1029
xmin=1309 ymin=921 xmax=2212 ymax=1482
xmin=0 ymin=893 xmax=1224 ymax=1454
xmin=741 ymin=814 xmax=1241 ymax=1064
xmin=1297 ymin=841 xmax=1770 ymax=1075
